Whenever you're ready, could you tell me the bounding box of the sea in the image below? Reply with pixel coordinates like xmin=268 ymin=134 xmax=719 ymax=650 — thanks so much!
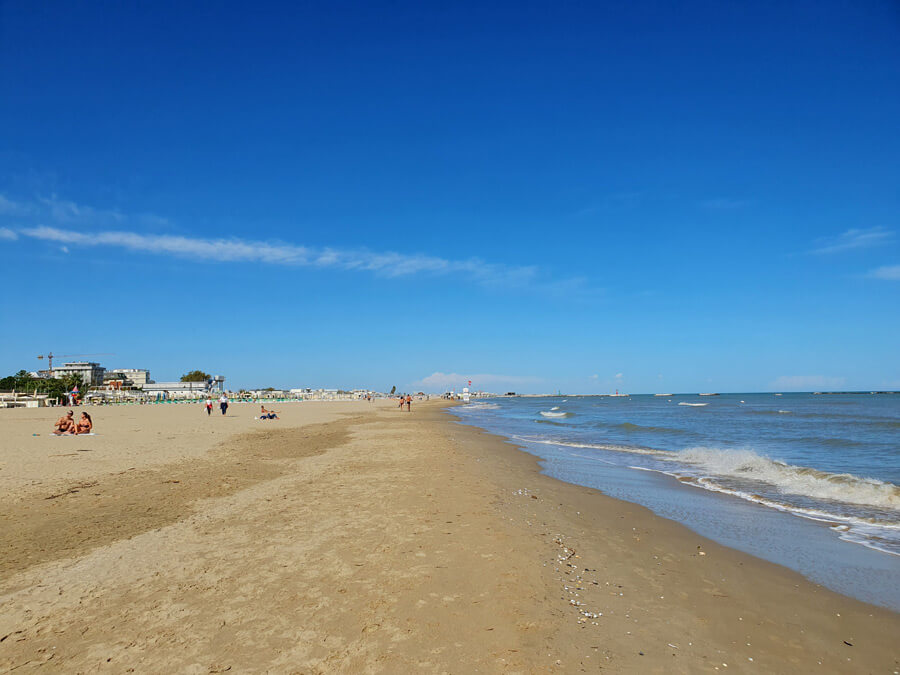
xmin=451 ymin=393 xmax=900 ymax=611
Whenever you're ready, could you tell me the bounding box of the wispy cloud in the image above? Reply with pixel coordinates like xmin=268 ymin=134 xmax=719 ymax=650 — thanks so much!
xmin=0 ymin=195 xmax=33 ymax=216
xmin=808 ymin=227 xmax=893 ymax=255
xmin=771 ymin=375 xmax=846 ymax=391
xmin=16 ymin=225 xmax=540 ymax=286
xmin=2 ymin=194 xmax=588 ymax=291
xmin=867 ymin=264 xmax=900 ymax=280
xmin=411 ymin=372 xmax=541 ymax=392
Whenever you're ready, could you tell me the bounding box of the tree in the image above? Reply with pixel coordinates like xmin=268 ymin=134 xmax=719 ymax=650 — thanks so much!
xmin=181 ymin=370 xmax=211 ymax=382
xmin=390 ymin=385 xmax=396 ymax=395
xmin=0 ymin=370 xmax=81 ymax=400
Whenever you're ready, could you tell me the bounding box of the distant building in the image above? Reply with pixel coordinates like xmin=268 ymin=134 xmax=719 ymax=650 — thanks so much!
xmin=141 ymin=375 xmax=226 ymax=399
xmin=50 ymin=361 xmax=106 ymax=387
xmin=105 ymin=368 xmax=152 ymax=388
xmin=141 ymin=381 xmax=212 ymax=398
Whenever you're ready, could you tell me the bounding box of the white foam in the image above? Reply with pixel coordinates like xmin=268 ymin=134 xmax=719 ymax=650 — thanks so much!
xmin=678 ymin=402 xmax=707 ymax=407
xmin=671 ymin=446 xmax=900 ymax=510
xmin=632 ymin=465 xmax=900 ymax=556
xmin=465 ymin=402 xmax=500 ymax=411
xmin=539 ymin=411 xmax=571 ymax=418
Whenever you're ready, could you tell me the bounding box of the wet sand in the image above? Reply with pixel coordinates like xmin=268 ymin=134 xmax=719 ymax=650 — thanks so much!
xmin=1 ymin=400 xmax=897 ymax=673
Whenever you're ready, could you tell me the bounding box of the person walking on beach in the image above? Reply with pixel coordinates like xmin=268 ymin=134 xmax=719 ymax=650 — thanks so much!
xmin=405 ymin=394 xmax=412 ymax=412
xmin=398 ymin=395 xmax=405 ymax=410
xmin=204 ymin=397 xmax=213 ymax=416
xmin=219 ymin=393 xmax=229 ymax=416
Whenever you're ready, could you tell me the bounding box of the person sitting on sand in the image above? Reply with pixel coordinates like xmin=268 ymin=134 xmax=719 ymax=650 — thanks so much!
xmin=75 ymin=412 xmax=93 ymax=435
xmin=53 ymin=410 xmax=76 ymax=435
xmin=260 ymin=405 xmax=279 ymax=420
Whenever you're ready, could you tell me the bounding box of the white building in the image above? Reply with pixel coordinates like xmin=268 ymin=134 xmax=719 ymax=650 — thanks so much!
xmin=51 ymin=361 xmax=106 ymax=387
xmin=105 ymin=368 xmax=152 ymax=388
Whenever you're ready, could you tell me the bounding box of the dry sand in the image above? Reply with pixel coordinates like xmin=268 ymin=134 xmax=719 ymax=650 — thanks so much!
xmin=1 ymin=400 xmax=897 ymax=673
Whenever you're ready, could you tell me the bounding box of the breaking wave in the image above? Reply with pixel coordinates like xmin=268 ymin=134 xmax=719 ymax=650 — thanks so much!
xmin=465 ymin=402 xmax=501 ymax=410
xmin=510 ymin=435 xmax=900 ymax=552
xmin=673 ymin=446 xmax=900 ymax=511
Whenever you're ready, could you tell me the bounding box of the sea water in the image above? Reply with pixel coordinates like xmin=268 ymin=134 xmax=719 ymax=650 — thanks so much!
xmin=453 ymin=393 xmax=900 ymax=610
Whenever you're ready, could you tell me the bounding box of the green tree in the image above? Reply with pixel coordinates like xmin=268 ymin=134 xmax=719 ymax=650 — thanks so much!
xmin=390 ymin=385 xmax=396 ymax=395
xmin=181 ymin=370 xmax=211 ymax=382
xmin=0 ymin=370 xmax=82 ymax=400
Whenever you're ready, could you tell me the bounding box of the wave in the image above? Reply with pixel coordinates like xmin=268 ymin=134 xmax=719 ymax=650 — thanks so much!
xmin=617 ymin=422 xmax=688 ymax=435
xmin=513 ymin=435 xmax=669 ymax=458
xmin=673 ymin=447 xmax=900 ymax=511
xmin=678 ymin=402 xmax=707 ymax=407
xmin=629 ymin=466 xmax=900 ymax=556
xmin=540 ymin=410 xmax=573 ymax=418
xmin=512 ymin=435 xmax=900 ymax=512
xmin=464 ymin=402 xmax=501 ymax=411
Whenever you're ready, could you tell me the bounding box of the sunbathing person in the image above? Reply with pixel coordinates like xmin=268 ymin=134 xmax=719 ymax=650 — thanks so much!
xmin=53 ymin=410 xmax=76 ymax=435
xmin=75 ymin=412 xmax=93 ymax=435
xmin=260 ymin=405 xmax=279 ymax=420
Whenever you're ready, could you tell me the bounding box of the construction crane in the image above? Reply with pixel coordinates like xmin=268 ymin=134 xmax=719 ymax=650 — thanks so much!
xmin=37 ymin=352 xmax=116 ymax=372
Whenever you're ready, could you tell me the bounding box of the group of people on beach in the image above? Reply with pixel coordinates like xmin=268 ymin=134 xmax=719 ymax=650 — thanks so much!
xmin=258 ymin=405 xmax=279 ymax=420
xmin=52 ymin=410 xmax=93 ymax=435
xmin=398 ymin=394 xmax=412 ymax=411
xmin=203 ymin=395 xmax=231 ymax=416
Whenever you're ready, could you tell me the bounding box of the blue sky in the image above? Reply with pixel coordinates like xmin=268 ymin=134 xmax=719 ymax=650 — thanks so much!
xmin=1 ymin=0 xmax=899 ymax=393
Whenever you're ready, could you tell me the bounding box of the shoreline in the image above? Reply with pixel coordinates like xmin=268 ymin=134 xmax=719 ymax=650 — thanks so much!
xmin=1 ymin=400 xmax=897 ymax=672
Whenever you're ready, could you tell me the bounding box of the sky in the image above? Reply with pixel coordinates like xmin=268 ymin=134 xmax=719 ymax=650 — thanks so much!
xmin=1 ymin=0 xmax=899 ymax=394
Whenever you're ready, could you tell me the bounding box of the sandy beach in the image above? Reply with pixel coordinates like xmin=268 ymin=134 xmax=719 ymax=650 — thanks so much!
xmin=1 ymin=400 xmax=897 ymax=673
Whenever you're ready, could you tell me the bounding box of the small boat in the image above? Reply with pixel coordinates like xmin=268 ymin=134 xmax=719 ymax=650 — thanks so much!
xmin=698 ymin=393 xmax=719 ymax=396
xmin=654 ymin=393 xmax=673 ymax=397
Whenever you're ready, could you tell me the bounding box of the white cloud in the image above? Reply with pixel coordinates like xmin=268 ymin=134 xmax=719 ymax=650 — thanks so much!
xmin=2 ymin=193 xmax=594 ymax=292
xmin=0 ymin=227 xmax=17 ymax=240
xmin=615 ymin=372 xmax=623 ymax=379
xmin=411 ymin=371 xmax=541 ymax=392
xmin=0 ymin=195 xmax=32 ymax=216
xmin=590 ymin=374 xmax=599 ymax=379
xmin=867 ymin=264 xmax=900 ymax=281
xmin=809 ymin=227 xmax=893 ymax=255
xmin=13 ymin=225 xmax=540 ymax=287
xmin=770 ymin=375 xmax=846 ymax=391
